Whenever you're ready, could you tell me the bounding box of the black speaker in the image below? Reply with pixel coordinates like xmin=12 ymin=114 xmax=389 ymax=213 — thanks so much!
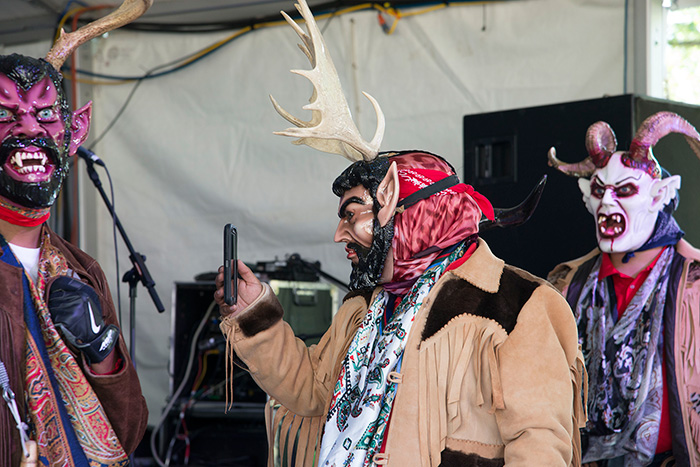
xmin=170 ymin=280 xmax=335 ymax=395
xmin=463 ymin=94 xmax=700 ymax=278
xmin=170 ymin=281 xmax=267 ymax=404
xmin=165 ymin=281 xmax=267 ymax=466
xmin=165 ymin=279 xmax=336 ymax=465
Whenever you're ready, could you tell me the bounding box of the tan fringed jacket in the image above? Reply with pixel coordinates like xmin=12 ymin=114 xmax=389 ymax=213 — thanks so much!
xmin=548 ymin=239 xmax=700 ymax=466
xmin=221 ymin=239 xmax=586 ymax=467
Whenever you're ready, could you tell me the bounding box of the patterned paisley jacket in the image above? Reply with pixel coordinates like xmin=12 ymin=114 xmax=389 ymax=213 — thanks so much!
xmin=0 ymin=225 xmax=148 ymax=466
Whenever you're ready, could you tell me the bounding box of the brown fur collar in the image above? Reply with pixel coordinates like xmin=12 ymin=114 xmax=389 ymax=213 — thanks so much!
xmin=421 ymin=267 xmax=539 ymax=341
xmin=440 ymin=449 xmax=504 ymax=467
xmin=236 ymin=284 xmax=285 ymax=337
xmin=342 ymin=288 xmax=374 ymax=305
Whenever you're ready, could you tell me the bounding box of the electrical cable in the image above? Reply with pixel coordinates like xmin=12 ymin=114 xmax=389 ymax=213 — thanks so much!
xmin=53 ymin=6 xmax=87 ymax=43
xmin=100 ymin=164 xmax=123 ymax=326
xmin=149 ymin=299 xmax=218 ymax=467
xmin=86 ymin=29 xmax=236 ymax=146
xmin=62 ymin=0 xmax=501 ymax=81
xmin=163 ymin=413 xmax=182 ymax=466
xmin=111 ymin=0 xmax=502 ymax=34
xmin=60 ymin=0 xmax=503 ymax=144
xmin=192 ymin=349 xmax=220 ymax=393
xmin=89 ymin=78 xmax=144 ymax=148
xmin=191 ymin=353 xmax=205 ymax=396
xmin=180 ymin=414 xmax=191 ymax=464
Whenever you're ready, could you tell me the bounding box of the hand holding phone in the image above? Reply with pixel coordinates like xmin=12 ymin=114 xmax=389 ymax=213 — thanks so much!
xmin=223 ymin=224 xmax=238 ymax=305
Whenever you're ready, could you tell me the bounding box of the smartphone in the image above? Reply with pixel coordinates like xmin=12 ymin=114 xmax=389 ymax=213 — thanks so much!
xmin=223 ymin=224 xmax=238 ymax=305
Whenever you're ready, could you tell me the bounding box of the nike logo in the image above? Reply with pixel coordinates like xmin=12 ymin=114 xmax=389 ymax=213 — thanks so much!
xmin=87 ymin=302 xmax=101 ymax=334
xmin=99 ymin=329 xmax=116 ymax=352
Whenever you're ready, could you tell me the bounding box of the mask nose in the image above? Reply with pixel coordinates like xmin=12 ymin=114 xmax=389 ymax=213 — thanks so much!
xmin=334 ymin=219 xmax=349 ymax=243
xmin=12 ymin=113 xmax=47 ymax=139
xmin=600 ymin=187 xmax=616 ymax=206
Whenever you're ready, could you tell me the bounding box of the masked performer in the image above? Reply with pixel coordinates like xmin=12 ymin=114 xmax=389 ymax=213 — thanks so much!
xmin=215 ymin=1 xmax=585 ymax=466
xmin=0 ymin=2 xmax=152 ymax=465
xmin=547 ymin=112 xmax=700 ymax=467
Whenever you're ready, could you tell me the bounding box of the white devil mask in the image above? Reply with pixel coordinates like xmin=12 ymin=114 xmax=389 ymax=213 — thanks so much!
xmin=549 ymin=111 xmax=700 ymax=254
xmin=578 ymin=153 xmax=680 ymax=253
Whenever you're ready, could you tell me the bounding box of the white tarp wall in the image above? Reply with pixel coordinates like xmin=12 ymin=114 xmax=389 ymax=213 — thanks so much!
xmin=17 ymin=0 xmax=629 ymax=426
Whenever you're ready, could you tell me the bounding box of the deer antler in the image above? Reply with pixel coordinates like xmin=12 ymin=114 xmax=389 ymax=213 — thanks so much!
xmin=270 ymin=0 xmax=385 ymax=162
xmin=45 ymin=0 xmax=154 ymax=70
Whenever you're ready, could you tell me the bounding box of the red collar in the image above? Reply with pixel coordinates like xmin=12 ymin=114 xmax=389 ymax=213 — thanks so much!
xmin=599 ymin=248 xmax=666 ymax=281
xmin=445 ymin=241 xmax=478 ymax=272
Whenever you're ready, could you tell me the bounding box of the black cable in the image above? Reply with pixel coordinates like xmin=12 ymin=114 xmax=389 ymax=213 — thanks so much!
xmin=65 ymin=0 xmax=502 ymax=35
xmin=321 ymin=5 xmax=341 ymax=34
xmin=150 ymin=300 xmax=218 ymax=467
xmin=89 ymin=79 xmax=143 ymax=148
xmin=88 ymin=39 xmax=227 ymax=145
xmin=105 ymin=165 xmax=122 ymax=325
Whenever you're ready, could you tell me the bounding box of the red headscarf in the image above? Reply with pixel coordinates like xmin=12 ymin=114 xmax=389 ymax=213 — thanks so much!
xmin=385 ymin=151 xmax=492 ymax=293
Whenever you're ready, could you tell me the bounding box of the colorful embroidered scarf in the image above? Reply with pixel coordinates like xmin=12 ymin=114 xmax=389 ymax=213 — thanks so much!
xmin=576 ymin=247 xmax=674 ymax=465
xmin=0 ymin=229 xmax=127 ymax=466
xmin=318 ymin=241 xmax=469 ymax=467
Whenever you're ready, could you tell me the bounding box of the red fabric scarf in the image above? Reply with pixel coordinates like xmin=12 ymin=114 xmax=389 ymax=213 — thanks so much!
xmin=0 ymin=202 xmax=50 ymax=227
xmin=384 ymin=152 xmax=492 ymax=294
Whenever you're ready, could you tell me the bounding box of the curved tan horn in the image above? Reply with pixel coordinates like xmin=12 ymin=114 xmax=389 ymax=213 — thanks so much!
xmin=629 ymin=111 xmax=700 ymax=178
xmin=45 ymin=0 xmax=153 ymax=70
xmin=547 ymin=147 xmax=596 ymax=178
xmin=585 ymin=121 xmax=617 ymax=167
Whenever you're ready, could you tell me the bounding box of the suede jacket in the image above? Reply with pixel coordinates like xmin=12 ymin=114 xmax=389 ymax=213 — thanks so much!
xmin=221 ymin=239 xmax=586 ymax=467
xmin=0 ymin=226 xmax=148 ymax=466
xmin=547 ymin=239 xmax=700 ymax=467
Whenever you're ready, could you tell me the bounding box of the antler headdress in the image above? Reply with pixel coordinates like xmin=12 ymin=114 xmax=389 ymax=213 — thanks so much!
xmin=45 ymin=0 xmax=153 ymax=70
xmin=270 ymin=0 xmax=385 ymax=162
xmin=548 ymin=111 xmax=700 ymax=179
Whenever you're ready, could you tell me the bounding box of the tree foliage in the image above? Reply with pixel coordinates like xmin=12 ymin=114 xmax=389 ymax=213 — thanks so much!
xmin=666 ymin=7 xmax=700 ymax=104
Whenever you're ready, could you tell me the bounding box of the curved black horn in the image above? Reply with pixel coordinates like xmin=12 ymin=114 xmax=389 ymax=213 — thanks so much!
xmin=479 ymin=175 xmax=547 ymax=231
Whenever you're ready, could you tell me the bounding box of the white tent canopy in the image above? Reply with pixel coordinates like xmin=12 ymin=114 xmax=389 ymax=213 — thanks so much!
xmin=8 ymin=0 xmax=630 ymax=425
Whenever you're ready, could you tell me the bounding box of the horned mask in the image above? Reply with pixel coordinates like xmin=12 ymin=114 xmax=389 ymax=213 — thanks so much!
xmin=548 ymin=111 xmax=700 ymax=254
xmin=0 ymin=0 xmax=152 ymax=212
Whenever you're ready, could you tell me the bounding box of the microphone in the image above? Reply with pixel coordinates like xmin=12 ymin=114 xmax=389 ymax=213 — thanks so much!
xmin=77 ymin=146 xmax=106 ymax=167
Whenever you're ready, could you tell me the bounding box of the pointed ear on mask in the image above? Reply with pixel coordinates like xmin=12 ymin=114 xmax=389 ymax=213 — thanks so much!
xmin=649 ymin=174 xmax=681 ymax=212
xmin=68 ymin=101 xmax=92 ymax=156
xmin=577 ymin=177 xmax=595 ymax=215
xmin=376 ymin=161 xmax=400 ymax=227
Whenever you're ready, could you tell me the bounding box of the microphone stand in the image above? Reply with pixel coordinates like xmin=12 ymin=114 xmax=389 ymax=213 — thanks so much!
xmin=81 ymin=154 xmax=165 ymax=371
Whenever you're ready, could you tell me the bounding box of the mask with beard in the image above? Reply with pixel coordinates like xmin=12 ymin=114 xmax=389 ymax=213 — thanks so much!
xmin=0 ymin=54 xmax=90 ymax=212
xmin=0 ymin=136 xmax=68 ymax=209
xmin=333 ymin=158 xmax=394 ymax=291
xmin=347 ymin=216 xmax=393 ymax=291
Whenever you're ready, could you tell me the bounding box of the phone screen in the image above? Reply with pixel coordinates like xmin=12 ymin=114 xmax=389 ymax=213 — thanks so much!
xmin=223 ymin=224 xmax=237 ymax=305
